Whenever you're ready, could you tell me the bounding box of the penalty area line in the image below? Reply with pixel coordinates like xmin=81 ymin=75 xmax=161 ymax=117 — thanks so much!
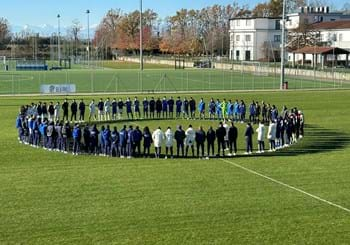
xmin=220 ymin=158 xmax=350 ymax=214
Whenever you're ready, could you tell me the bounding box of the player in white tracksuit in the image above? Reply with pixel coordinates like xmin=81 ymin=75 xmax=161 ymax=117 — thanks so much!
xmin=185 ymin=125 xmax=195 ymax=157
xmin=267 ymin=120 xmax=277 ymax=151
xmin=152 ymin=127 xmax=164 ymax=158
xmin=165 ymin=127 xmax=174 ymax=159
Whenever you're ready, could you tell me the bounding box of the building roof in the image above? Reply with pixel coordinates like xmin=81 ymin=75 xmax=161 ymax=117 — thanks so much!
xmin=229 ymin=16 xmax=281 ymax=21
xmin=292 ymin=46 xmax=350 ymax=55
xmin=311 ymin=20 xmax=350 ymax=30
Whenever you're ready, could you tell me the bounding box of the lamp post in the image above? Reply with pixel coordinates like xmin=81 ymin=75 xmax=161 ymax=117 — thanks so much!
xmin=57 ymin=14 xmax=61 ymax=62
xmin=86 ymin=9 xmax=90 ymax=68
xmin=140 ymin=0 xmax=143 ymax=71
xmin=280 ymin=0 xmax=287 ymax=90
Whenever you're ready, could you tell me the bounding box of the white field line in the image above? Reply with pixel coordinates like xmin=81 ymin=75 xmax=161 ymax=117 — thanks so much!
xmin=220 ymin=158 xmax=350 ymax=214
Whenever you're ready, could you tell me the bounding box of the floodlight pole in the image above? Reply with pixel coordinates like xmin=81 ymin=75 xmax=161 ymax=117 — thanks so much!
xmin=280 ymin=0 xmax=286 ymax=90
xmin=140 ymin=0 xmax=143 ymax=71
xmin=86 ymin=9 xmax=90 ymax=68
xmin=57 ymin=14 xmax=61 ymax=62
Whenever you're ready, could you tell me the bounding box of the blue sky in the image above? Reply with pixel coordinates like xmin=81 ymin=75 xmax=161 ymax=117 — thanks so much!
xmin=1 ymin=0 xmax=344 ymax=28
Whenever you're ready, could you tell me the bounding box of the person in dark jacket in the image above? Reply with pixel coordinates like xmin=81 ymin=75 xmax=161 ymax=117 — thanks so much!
xmin=71 ymin=99 xmax=78 ymax=122
xmin=127 ymin=125 xmax=134 ymax=158
xmin=216 ymin=122 xmax=226 ymax=157
xmin=110 ymin=126 xmax=120 ymax=157
xmin=162 ymin=97 xmax=168 ymax=118
xmin=168 ymin=97 xmax=175 ymax=119
xmin=103 ymin=125 xmax=111 ymax=156
xmin=83 ymin=125 xmax=90 ymax=153
xmin=228 ymin=122 xmax=238 ymax=156
xmin=174 ymin=125 xmax=186 ymax=157
xmin=143 ymin=126 xmax=152 ymax=158
xmin=62 ymin=99 xmax=69 ymax=121
xmin=156 ymin=98 xmax=162 ymax=119
xmin=119 ymin=125 xmax=127 ymax=158
xmin=206 ymin=126 xmax=216 ymax=157
xmin=195 ymin=126 xmax=206 ymax=158
xmin=89 ymin=124 xmax=99 ymax=155
xmin=132 ymin=126 xmax=142 ymax=157
xmin=79 ymin=99 xmax=85 ymax=122
xmin=189 ymin=97 xmax=196 ymax=119
xmin=149 ymin=97 xmax=155 ymax=119
xmin=245 ymin=122 xmax=254 ymax=154
xmin=48 ymin=102 xmax=55 ymax=121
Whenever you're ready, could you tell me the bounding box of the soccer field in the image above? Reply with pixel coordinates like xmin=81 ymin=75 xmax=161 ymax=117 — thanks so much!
xmin=0 ymin=89 xmax=350 ymax=244
xmin=1 ymin=68 xmax=349 ymax=94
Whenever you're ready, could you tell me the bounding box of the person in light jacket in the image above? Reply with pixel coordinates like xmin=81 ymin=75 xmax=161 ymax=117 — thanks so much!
xmin=152 ymin=127 xmax=164 ymax=158
xmin=185 ymin=125 xmax=195 ymax=157
xmin=267 ymin=120 xmax=277 ymax=152
xmin=256 ymin=122 xmax=265 ymax=153
xmin=165 ymin=127 xmax=174 ymax=159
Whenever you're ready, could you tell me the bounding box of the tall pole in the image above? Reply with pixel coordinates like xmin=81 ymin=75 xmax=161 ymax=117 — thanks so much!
xmin=280 ymin=0 xmax=286 ymax=90
xmin=57 ymin=14 xmax=61 ymax=62
xmin=86 ymin=10 xmax=90 ymax=68
xmin=140 ymin=0 xmax=143 ymax=71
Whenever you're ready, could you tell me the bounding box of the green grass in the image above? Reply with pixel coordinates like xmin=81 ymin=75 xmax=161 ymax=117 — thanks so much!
xmin=0 ymin=90 xmax=350 ymax=244
xmin=0 ymin=66 xmax=349 ymax=94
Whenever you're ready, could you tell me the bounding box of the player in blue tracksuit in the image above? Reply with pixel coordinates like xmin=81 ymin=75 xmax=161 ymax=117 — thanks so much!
xmin=99 ymin=125 xmax=105 ymax=155
xmin=125 ymin=98 xmax=133 ymax=120
xmin=167 ymin=97 xmax=175 ymax=119
xmin=110 ymin=127 xmax=120 ymax=157
xmin=162 ymin=97 xmax=168 ymax=119
xmin=143 ymin=98 xmax=149 ymax=119
xmin=182 ymin=98 xmax=189 ymax=119
xmin=119 ymin=125 xmax=127 ymax=158
xmin=132 ymin=126 xmax=142 ymax=157
xmin=112 ymin=98 xmax=118 ymax=120
xmin=103 ymin=125 xmax=111 ymax=156
xmin=127 ymin=126 xmax=134 ymax=158
xmin=176 ymin=97 xmax=182 ymax=119
xmin=234 ymin=100 xmax=240 ymax=122
xmin=226 ymin=100 xmax=233 ymax=120
xmin=208 ymin=98 xmax=216 ymax=120
xmin=89 ymin=124 xmax=99 ymax=155
xmin=249 ymin=101 xmax=256 ymax=123
xmin=240 ymin=100 xmax=246 ymax=122
xmin=72 ymin=124 xmax=81 ymax=155
xmin=198 ymin=98 xmax=205 ymax=120
xmin=134 ymin=97 xmax=141 ymax=119
xmin=16 ymin=115 xmax=23 ymax=142
xmin=39 ymin=120 xmax=47 ymax=148
xmin=216 ymin=100 xmax=222 ymax=120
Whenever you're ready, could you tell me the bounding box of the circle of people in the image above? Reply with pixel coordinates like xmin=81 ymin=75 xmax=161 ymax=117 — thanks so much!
xmin=16 ymin=96 xmax=305 ymax=159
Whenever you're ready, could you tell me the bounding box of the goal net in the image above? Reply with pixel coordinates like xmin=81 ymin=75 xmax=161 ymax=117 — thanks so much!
xmin=241 ymin=61 xmax=269 ymax=76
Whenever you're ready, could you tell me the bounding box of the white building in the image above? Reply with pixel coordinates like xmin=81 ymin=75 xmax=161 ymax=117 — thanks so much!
xmin=229 ymin=17 xmax=282 ymax=61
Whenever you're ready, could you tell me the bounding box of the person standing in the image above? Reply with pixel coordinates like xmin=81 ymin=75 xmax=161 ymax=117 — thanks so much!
xmin=176 ymin=97 xmax=182 ymax=119
xmin=79 ymin=99 xmax=85 ymax=122
xmin=256 ymin=122 xmax=265 ymax=153
xmin=198 ymin=98 xmax=205 ymax=120
xmin=174 ymin=125 xmax=186 ymax=158
xmin=165 ymin=127 xmax=174 ymax=159
xmin=103 ymin=125 xmax=111 ymax=157
xmin=48 ymin=102 xmax=55 ymax=121
xmin=61 ymin=122 xmax=70 ymax=154
xmin=143 ymin=98 xmax=149 ymax=119
xmin=189 ymin=97 xmax=196 ymax=119
xmin=228 ymin=122 xmax=238 ymax=156
xmin=168 ymin=97 xmax=175 ymax=119
xmin=240 ymin=100 xmax=246 ymax=123
xmin=216 ymin=122 xmax=226 ymax=157
xmin=249 ymin=101 xmax=256 ymax=123
xmin=83 ymin=125 xmax=90 ymax=153
xmin=62 ymin=99 xmax=69 ymax=122
xmin=89 ymin=99 xmax=96 ymax=122
xmin=162 ymin=97 xmax=168 ymax=119
xmin=216 ymin=99 xmax=222 ymax=120
xmin=119 ymin=125 xmax=127 ymax=158
xmin=104 ymin=98 xmax=111 ymax=121
xmin=149 ymin=97 xmax=155 ymax=119
xmin=152 ymin=127 xmax=164 ymax=158
xmin=72 ymin=123 xmax=81 ymax=155
xmin=143 ymin=126 xmax=152 ymax=158
xmin=132 ymin=126 xmax=142 ymax=157
xmin=125 ymin=98 xmax=133 ymax=120
xmin=54 ymin=102 xmax=60 ymax=122
xmin=185 ymin=125 xmax=195 ymax=157
xmin=134 ymin=97 xmax=141 ymax=119
xmin=195 ymin=126 xmax=206 ymax=158
xmin=71 ymin=99 xmax=78 ymax=122
xmin=126 ymin=125 xmax=134 ymax=159
xmin=156 ymin=98 xmax=162 ymax=119
xmin=183 ymin=97 xmax=189 ymax=119
xmin=267 ymin=120 xmax=277 ymax=152
xmin=89 ymin=124 xmax=99 ymax=155
xmin=97 ymin=98 xmax=104 ymax=121
xmin=245 ymin=123 xmax=254 ymax=154
xmin=112 ymin=98 xmax=117 ymax=121
xmin=223 ymin=120 xmax=229 ymax=150
xmin=110 ymin=126 xmax=120 ymax=157
xmin=117 ymin=98 xmax=124 ymax=119
xmin=206 ymin=126 xmax=216 ymax=157
xmin=209 ymin=98 xmax=216 ymax=120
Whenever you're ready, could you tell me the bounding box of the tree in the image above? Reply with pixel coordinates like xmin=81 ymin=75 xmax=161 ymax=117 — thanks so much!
xmin=0 ymin=18 xmax=11 ymax=49
xmin=68 ymin=19 xmax=82 ymax=59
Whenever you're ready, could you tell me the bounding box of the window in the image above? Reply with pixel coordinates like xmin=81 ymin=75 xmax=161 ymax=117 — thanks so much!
xmin=245 ymin=50 xmax=251 ymax=61
xmin=236 ymin=20 xmax=240 ymax=26
xmin=274 ymin=35 xmax=281 ymax=42
xmin=333 ymin=34 xmax=337 ymax=41
xmin=236 ymin=35 xmax=240 ymax=42
xmin=275 ymin=20 xmax=281 ymax=30
xmin=339 ymin=33 xmax=343 ymax=41
xmin=236 ymin=50 xmax=240 ymax=60
xmin=246 ymin=19 xmax=251 ymax=26
xmin=245 ymin=35 xmax=251 ymax=42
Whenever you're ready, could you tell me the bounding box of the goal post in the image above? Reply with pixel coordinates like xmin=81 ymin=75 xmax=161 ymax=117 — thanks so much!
xmin=0 ymin=56 xmax=6 ymax=71
xmin=241 ymin=61 xmax=269 ymax=76
xmin=175 ymin=58 xmax=185 ymax=70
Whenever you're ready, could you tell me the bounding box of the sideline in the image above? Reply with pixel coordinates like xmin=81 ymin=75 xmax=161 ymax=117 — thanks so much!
xmin=220 ymin=158 xmax=350 ymax=214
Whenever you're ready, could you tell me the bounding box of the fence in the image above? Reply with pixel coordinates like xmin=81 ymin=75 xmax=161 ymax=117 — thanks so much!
xmin=0 ymin=67 xmax=349 ymax=95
